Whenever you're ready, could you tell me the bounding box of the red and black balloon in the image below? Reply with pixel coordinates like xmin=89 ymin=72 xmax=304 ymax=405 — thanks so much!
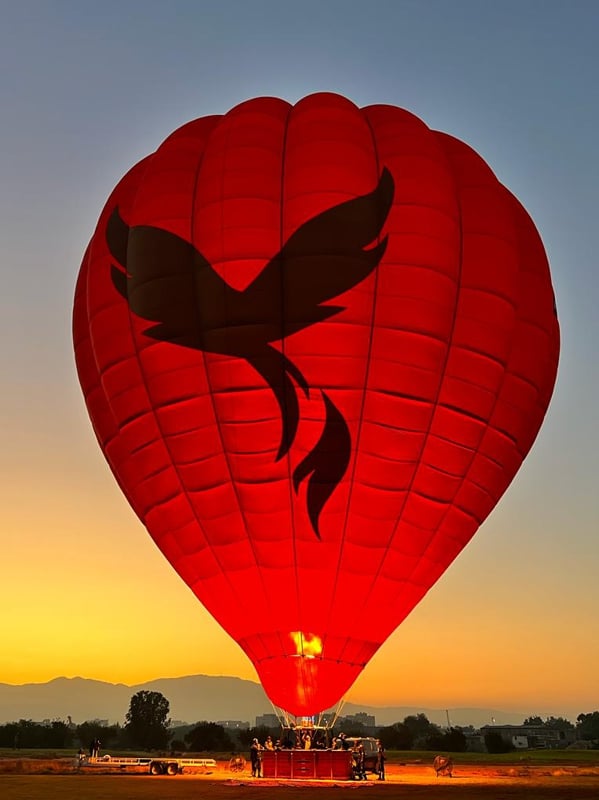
xmin=73 ymin=93 xmax=560 ymax=716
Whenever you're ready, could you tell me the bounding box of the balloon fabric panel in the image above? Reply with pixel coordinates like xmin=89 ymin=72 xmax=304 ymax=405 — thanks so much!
xmin=73 ymin=93 xmax=559 ymax=716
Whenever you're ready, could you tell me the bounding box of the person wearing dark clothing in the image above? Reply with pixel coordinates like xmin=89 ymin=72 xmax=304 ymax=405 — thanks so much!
xmin=287 ymin=724 xmax=298 ymax=748
xmin=250 ymin=738 xmax=262 ymax=777
xmin=376 ymin=739 xmax=386 ymax=780
xmin=351 ymin=740 xmax=366 ymax=780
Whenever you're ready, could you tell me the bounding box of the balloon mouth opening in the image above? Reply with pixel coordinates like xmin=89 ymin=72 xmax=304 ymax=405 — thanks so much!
xmin=289 ymin=631 xmax=323 ymax=659
xmin=255 ymin=654 xmax=364 ymax=718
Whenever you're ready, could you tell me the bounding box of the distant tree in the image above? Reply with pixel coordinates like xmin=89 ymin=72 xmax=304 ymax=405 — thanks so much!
xmin=75 ymin=719 xmax=124 ymax=750
xmin=342 ymin=721 xmax=367 ymax=737
xmin=0 ymin=719 xmax=126 ymax=750
xmin=377 ymin=723 xmax=413 ymax=750
xmin=238 ymin=725 xmax=272 ymax=747
xmin=185 ymin=722 xmax=233 ymax=752
xmin=523 ymin=715 xmax=573 ymax=729
xmin=169 ymin=723 xmax=194 ymax=750
xmin=403 ymin=714 xmax=436 ymax=735
xmin=577 ymin=712 xmax=599 ymax=741
xmin=237 ymin=727 xmax=254 ymax=747
xmin=124 ymin=691 xmax=171 ymax=750
xmin=12 ymin=720 xmax=45 ymax=748
xmin=524 ymin=716 xmax=544 ymax=726
xmin=422 ymin=731 xmax=445 ymax=751
xmin=441 ymin=728 xmax=467 ymax=752
xmin=0 ymin=719 xmax=74 ymax=749
xmin=46 ymin=720 xmax=73 ymax=748
xmin=545 ymin=716 xmax=574 ymax=730
xmin=0 ymin=723 xmax=19 ymax=748
xmin=76 ymin=721 xmax=120 ymax=751
xmin=11 ymin=720 xmax=32 ymax=748
xmin=484 ymin=731 xmax=514 ymax=754
xmin=402 ymin=714 xmax=441 ymax=748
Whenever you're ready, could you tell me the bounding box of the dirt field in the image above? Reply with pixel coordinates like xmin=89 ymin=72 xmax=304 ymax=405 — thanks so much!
xmin=2 ymin=759 xmax=599 ymax=800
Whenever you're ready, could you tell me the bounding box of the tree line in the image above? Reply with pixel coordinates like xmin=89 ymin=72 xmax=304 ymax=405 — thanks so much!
xmin=1 ymin=691 xmax=598 ymax=752
xmin=0 ymin=690 xmax=171 ymax=751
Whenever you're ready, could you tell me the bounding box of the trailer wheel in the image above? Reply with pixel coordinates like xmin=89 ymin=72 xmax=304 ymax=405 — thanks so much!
xmin=166 ymin=762 xmax=178 ymax=776
xmin=150 ymin=761 xmax=164 ymax=775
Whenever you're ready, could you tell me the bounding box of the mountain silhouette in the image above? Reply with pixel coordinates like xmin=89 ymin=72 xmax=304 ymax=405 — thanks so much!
xmin=0 ymin=674 xmax=533 ymax=728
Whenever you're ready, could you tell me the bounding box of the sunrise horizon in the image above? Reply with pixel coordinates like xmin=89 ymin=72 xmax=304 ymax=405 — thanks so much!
xmin=3 ymin=656 xmax=596 ymax=721
xmin=2 ymin=1 xmax=597 ymax=736
xmin=0 ymin=670 xmax=593 ymax=727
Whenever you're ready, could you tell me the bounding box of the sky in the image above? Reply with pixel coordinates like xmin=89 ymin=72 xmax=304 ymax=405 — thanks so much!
xmin=1 ymin=0 xmax=597 ymax=723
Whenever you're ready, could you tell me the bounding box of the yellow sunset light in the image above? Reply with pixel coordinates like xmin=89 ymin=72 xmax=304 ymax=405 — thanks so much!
xmin=289 ymin=631 xmax=323 ymax=658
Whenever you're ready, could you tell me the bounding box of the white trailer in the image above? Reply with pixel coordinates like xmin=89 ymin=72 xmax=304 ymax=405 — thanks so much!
xmin=84 ymin=754 xmax=217 ymax=775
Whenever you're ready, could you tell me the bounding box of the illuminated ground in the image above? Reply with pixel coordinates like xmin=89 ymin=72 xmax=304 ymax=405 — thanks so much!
xmin=2 ymin=759 xmax=599 ymax=799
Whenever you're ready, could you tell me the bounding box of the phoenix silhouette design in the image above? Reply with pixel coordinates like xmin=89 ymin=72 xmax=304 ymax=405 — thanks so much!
xmin=107 ymin=168 xmax=394 ymax=538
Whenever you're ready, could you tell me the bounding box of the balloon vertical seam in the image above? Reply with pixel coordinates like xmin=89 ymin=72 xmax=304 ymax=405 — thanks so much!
xmin=277 ymin=100 xmax=301 ymax=671
xmin=321 ymin=104 xmax=385 ymax=667
xmin=371 ymin=131 xmax=467 ymax=606
xmin=175 ymin=117 xmax=263 ymax=608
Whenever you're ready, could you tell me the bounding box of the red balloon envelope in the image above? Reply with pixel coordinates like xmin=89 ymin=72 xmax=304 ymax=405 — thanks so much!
xmin=73 ymin=93 xmax=559 ymax=716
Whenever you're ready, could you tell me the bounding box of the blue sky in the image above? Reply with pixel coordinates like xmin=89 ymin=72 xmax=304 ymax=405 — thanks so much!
xmin=1 ymin=1 xmax=597 ymax=718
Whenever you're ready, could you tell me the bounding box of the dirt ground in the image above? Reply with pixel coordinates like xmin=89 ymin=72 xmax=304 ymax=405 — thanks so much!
xmin=2 ymin=759 xmax=599 ymax=800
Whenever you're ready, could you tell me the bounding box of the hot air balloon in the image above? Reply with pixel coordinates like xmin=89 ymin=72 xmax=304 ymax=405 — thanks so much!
xmin=73 ymin=92 xmax=559 ymax=717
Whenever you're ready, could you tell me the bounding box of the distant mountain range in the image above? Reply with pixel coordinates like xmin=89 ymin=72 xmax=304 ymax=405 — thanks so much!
xmin=0 ymin=675 xmax=530 ymax=728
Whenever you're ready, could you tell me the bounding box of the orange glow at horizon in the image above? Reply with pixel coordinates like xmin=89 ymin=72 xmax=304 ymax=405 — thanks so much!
xmin=2 ymin=417 xmax=599 ymax=720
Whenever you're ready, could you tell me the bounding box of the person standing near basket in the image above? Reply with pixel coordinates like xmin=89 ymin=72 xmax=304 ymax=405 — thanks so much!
xmin=250 ymin=738 xmax=262 ymax=777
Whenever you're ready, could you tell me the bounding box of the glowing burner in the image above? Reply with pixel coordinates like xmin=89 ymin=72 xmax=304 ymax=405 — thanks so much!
xmin=289 ymin=631 xmax=322 ymax=658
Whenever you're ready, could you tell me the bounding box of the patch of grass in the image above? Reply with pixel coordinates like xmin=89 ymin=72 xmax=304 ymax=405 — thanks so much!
xmin=2 ymin=746 xmax=598 ymax=768
xmin=0 ymin=748 xmax=75 ymax=760
xmin=0 ymin=747 xmax=233 ymax=760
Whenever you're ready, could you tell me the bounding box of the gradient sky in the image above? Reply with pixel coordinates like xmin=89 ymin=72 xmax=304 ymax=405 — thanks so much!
xmin=1 ymin=1 xmax=597 ymax=722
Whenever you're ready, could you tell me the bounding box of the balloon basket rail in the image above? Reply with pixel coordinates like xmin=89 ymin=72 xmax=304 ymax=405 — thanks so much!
xmin=260 ymin=749 xmax=353 ymax=780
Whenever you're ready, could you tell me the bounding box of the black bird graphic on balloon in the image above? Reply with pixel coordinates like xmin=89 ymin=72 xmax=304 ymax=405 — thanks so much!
xmin=107 ymin=168 xmax=394 ymax=538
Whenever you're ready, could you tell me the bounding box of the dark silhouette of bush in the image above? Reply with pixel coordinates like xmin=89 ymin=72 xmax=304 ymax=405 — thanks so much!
xmin=377 ymin=722 xmax=414 ymax=750
xmin=484 ymin=731 xmax=514 ymax=753
xmin=184 ymin=722 xmax=233 ymax=752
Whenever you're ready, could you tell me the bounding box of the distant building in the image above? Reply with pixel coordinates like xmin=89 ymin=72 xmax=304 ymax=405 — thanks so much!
xmin=216 ymin=720 xmax=250 ymax=729
xmin=256 ymin=713 xmax=280 ymax=728
xmin=480 ymin=724 xmax=577 ymax=750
